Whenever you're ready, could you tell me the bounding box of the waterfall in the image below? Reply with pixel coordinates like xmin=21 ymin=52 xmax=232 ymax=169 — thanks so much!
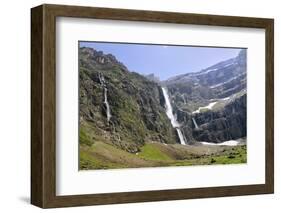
xmin=176 ymin=129 xmax=186 ymax=145
xmin=192 ymin=118 xmax=198 ymax=129
xmin=104 ymin=87 xmax=111 ymax=122
xmin=162 ymin=87 xmax=186 ymax=145
xmin=99 ymin=73 xmax=111 ymax=122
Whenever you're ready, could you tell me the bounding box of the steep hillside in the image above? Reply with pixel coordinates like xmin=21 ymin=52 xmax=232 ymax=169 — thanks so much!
xmin=79 ymin=47 xmax=178 ymax=153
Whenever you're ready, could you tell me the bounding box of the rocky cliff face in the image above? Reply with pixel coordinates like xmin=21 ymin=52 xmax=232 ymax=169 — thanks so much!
xmin=192 ymin=94 xmax=246 ymax=142
xmin=163 ymin=49 xmax=247 ymax=143
xmin=80 ymin=47 xmax=247 ymax=149
xmin=79 ymin=47 xmax=178 ymax=153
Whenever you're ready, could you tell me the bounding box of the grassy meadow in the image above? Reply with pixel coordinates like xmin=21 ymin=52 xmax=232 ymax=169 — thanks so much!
xmin=80 ymin=140 xmax=246 ymax=170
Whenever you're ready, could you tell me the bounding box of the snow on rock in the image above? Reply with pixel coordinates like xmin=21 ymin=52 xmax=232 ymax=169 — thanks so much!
xmin=209 ymin=73 xmax=245 ymax=89
xmin=193 ymin=68 xmax=218 ymax=76
xmin=192 ymin=96 xmax=231 ymax=114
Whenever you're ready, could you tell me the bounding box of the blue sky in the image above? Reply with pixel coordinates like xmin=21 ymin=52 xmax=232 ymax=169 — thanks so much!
xmin=80 ymin=41 xmax=242 ymax=80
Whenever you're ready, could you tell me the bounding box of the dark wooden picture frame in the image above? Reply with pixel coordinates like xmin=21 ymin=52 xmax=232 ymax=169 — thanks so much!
xmin=31 ymin=4 xmax=274 ymax=208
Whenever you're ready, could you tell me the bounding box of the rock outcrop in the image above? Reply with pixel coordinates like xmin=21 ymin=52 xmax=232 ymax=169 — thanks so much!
xmin=192 ymin=94 xmax=246 ymax=143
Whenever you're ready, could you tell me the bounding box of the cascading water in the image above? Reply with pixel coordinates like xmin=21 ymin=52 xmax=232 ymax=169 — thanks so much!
xmin=103 ymin=87 xmax=111 ymax=122
xmin=162 ymin=87 xmax=186 ymax=145
xmin=99 ymin=73 xmax=111 ymax=122
xmin=176 ymin=129 xmax=186 ymax=145
xmin=192 ymin=118 xmax=199 ymax=129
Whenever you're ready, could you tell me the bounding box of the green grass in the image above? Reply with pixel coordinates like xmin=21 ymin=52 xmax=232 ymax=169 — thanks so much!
xmin=80 ymin=150 xmax=126 ymax=170
xmin=80 ymin=140 xmax=247 ymax=170
xmin=79 ymin=128 xmax=93 ymax=146
xmin=80 ymin=150 xmax=104 ymax=170
xmin=212 ymin=145 xmax=247 ymax=164
xmin=80 ymin=143 xmax=129 ymax=170
xmin=169 ymin=145 xmax=246 ymax=166
xmin=138 ymin=143 xmax=172 ymax=161
xmin=80 ymin=141 xmax=155 ymax=170
xmin=78 ymin=116 xmax=247 ymax=169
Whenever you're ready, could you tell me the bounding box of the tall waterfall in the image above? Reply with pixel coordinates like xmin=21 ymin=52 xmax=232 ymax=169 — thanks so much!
xmin=103 ymin=87 xmax=111 ymax=122
xmin=162 ymin=87 xmax=186 ymax=145
xmin=192 ymin=118 xmax=198 ymax=129
xmin=99 ymin=73 xmax=112 ymax=122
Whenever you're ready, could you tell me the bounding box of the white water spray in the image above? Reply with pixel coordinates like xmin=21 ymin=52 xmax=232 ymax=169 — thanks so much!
xmin=104 ymin=87 xmax=111 ymax=122
xmin=162 ymin=87 xmax=186 ymax=145
xmin=192 ymin=118 xmax=199 ymax=129
xmin=99 ymin=73 xmax=111 ymax=122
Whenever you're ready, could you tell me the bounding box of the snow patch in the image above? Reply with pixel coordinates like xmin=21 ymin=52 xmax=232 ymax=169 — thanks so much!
xmin=193 ymin=101 xmax=217 ymax=114
xmin=222 ymin=97 xmax=230 ymax=101
xmin=223 ymin=62 xmax=234 ymax=68
xmin=200 ymin=140 xmax=240 ymax=146
xmin=193 ymin=68 xmax=218 ymax=76
xmin=192 ymin=96 xmax=231 ymax=114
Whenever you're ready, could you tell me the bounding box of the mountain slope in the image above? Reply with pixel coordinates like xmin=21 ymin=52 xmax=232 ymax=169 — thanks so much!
xmin=79 ymin=47 xmax=179 ymax=153
xmin=164 ymin=49 xmax=246 ymax=110
xmin=163 ymin=49 xmax=247 ymax=143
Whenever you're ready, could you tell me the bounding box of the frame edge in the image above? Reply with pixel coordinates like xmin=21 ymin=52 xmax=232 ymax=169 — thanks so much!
xmin=31 ymin=5 xmax=44 ymax=208
xmin=265 ymin=19 xmax=274 ymax=194
xmin=31 ymin=4 xmax=275 ymax=208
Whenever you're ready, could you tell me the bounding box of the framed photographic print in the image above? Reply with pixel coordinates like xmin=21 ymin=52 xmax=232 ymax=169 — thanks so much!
xmin=31 ymin=4 xmax=274 ymax=208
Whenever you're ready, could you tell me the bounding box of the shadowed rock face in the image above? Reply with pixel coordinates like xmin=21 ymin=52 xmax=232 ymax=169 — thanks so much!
xmin=171 ymin=93 xmax=247 ymax=143
xmin=192 ymin=94 xmax=246 ymax=143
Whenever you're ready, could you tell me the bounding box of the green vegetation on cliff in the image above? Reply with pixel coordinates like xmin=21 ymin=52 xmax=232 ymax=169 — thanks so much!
xmin=79 ymin=47 xmax=177 ymax=154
